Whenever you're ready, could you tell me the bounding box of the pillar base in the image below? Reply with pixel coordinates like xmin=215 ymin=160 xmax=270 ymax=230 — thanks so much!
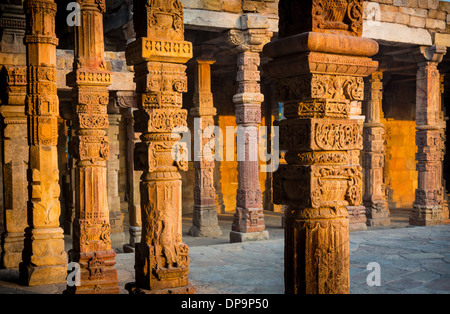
xmin=229 ymin=230 xmax=269 ymax=243
xmin=347 ymin=206 xmax=367 ymax=231
xmin=410 ymin=205 xmax=444 ymax=226
xmin=123 ymin=244 xmax=136 ymax=253
xmin=125 ymin=282 xmax=196 ymax=294
xmin=19 ymin=263 xmax=67 ymax=286
xmin=190 ymin=206 xmax=222 ymax=237
xmin=1 ymin=232 xmax=24 ymax=269
xmin=110 ymin=232 xmax=126 ymax=248
xmin=349 ymin=223 xmax=367 ymax=232
xmin=189 ymin=225 xmax=222 ymax=237
xmin=367 ymin=217 xmax=391 ymax=227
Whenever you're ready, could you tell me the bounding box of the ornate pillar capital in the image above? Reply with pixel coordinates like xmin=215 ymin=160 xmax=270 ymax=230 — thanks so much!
xmin=419 ymin=45 xmax=447 ymax=64
xmin=265 ymin=0 xmax=376 ymax=294
xmin=225 ymin=27 xmax=272 ymax=53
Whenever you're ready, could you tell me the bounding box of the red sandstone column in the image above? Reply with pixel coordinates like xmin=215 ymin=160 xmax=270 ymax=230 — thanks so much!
xmin=265 ymin=0 xmax=378 ymax=294
xmin=19 ymin=0 xmax=67 ymax=286
xmin=411 ymin=46 xmax=447 ymax=226
xmin=106 ymin=102 xmax=125 ymax=247
xmin=65 ymin=0 xmax=119 ymax=294
xmin=125 ymin=0 xmax=195 ymax=294
xmin=0 ymin=66 xmax=28 ymax=269
xmin=363 ymin=71 xmax=390 ymax=226
xmin=189 ymin=46 xmax=222 ymax=238
xmin=226 ymin=15 xmax=272 ymax=243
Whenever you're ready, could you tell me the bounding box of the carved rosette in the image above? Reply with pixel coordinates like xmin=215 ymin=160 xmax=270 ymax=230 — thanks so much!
xmin=19 ymin=0 xmax=67 ymax=286
xmin=64 ymin=0 xmax=119 ymax=294
xmin=265 ymin=1 xmax=378 ymax=294
xmin=125 ymin=0 xmax=195 ymax=294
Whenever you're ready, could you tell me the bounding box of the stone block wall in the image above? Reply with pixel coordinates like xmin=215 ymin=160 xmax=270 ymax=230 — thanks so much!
xmin=181 ymin=0 xmax=278 ymax=17
xmin=363 ymin=0 xmax=450 ymax=33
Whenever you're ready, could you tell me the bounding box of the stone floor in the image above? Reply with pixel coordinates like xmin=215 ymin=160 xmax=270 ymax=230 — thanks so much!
xmin=0 ymin=210 xmax=449 ymax=294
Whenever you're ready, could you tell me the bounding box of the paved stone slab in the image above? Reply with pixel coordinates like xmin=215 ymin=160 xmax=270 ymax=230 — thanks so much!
xmin=0 ymin=225 xmax=449 ymax=294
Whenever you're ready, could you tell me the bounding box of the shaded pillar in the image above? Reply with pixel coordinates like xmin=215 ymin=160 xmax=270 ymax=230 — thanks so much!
xmin=124 ymin=0 xmax=195 ymax=294
xmin=411 ymin=46 xmax=447 ymax=226
xmin=440 ymin=75 xmax=449 ymax=222
xmin=20 ymin=0 xmax=67 ymax=286
xmin=347 ymin=101 xmax=367 ymax=231
xmin=65 ymin=0 xmax=119 ymax=294
xmin=189 ymin=46 xmax=222 ymax=238
xmin=0 ymin=66 xmax=28 ymax=269
xmin=363 ymin=71 xmax=390 ymax=227
xmin=264 ymin=0 xmax=378 ymax=294
xmin=226 ymin=15 xmax=272 ymax=243
xmin=113 ymin=92 xmax=142 ymax=253
xmin=107 ymin=103 xmax=125 ymax=247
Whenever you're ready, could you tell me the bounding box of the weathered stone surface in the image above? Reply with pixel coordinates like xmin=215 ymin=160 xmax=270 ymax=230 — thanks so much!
xmin=265 ymin=0 xmax=378 ymax=294
xmin=19 ymin=0 xmax=67 ymax=286
xmin=0 ymin=65 xmax=28 ymax=269
xmin=189 ymin=48 xmax=222 ymax=238
xmin=125 ymin=0 xmax=195 ymax=294
xmin=64 ymin=0 xmax=119 ymax=294
xmin=363 ymin=71 xmax=390 ymax=227
xmin=226 ymin=19 xmax=272 ymax=243
xmin=117 ymin=93 xmax=142 ymax=253
xmin=107 ymin=111 xmax=125 ymax=247
xmin=411 ymin=46 xmax=447 ymax=227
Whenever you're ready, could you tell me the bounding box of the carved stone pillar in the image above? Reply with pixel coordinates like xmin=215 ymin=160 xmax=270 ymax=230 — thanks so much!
xmin=124 ymin=0 xmax=195 ymax=294
xmin=19 ymin=0 xmax=67 ymax=286
xmin=0 ymin=65 xmax=28 ymax=269
xmin=411 ymin=46 xmax=447 ymax=226
xmin=440 ymin=75 xmax=449 ymax=222
xmin=347 ymin=102 xmax=367 ymax=231
xmin=107 ymin=103 xmax=125 ymax=247
xmin=189 ymin=46 xmax=222 ymax=238
xmin=363 ymin=71 xmax=390 ymax=226
xmin=112 ymin=92 xmax=142 ymax=253
xmin=65 ymin=0 xmax=119 ymax=294
xmin=265 ymin=0 xmax=378 ymax=294
xmin=226 ymin=15 xmax=272 ymax=243
xmin=0 ymin=0 xmax=26 ymax=55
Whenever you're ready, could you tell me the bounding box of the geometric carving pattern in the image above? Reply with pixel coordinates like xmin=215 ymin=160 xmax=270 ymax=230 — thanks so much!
xmin=64 ymin=0 xmax=119 ymax=294
xmin=188 ymin=54 xmax=222 ymax=238
xmin=278 ymin=0 xmax=363 ymax=38
xmin=363 ymin=71 xmax=390 ymax=226
xmin=228 ymin=26 xmax=272 ymax=240
xmin=411 ymin=47 xmax=447 ymax=226
xmin=19 ymin=0 xmax=67 ymax=286
xmin=125 ymin=0 xmax=195 ymax=294
xmin=265 ymin=0 xmax=377 ymax=295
